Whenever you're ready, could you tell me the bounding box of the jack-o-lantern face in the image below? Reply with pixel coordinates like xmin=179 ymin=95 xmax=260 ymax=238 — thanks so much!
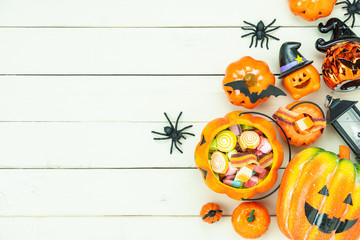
xmin=322 ymin=41 xmax=360 ymax=91
xmin=283 ymin=65 xmax=320 ymax=100
xmin=305 ymin=185 xmax=358 ymax=234
xmin=277 ymin=146 xmax=360 ymax=240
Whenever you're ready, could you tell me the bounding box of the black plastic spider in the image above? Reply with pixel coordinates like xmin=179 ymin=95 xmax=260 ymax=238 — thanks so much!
xmin=151 ymin=112 xmax=195 ymax=154
xmin=241 ymin=19 xmax=280 ymax=50
xmin=336 ymin=0 xmax=360 ymax=28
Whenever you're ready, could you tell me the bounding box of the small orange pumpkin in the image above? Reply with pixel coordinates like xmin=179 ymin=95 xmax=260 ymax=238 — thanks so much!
xmin=277 ymin=146 xmax=360 ymax=239
xmin=288 ymin=0 xmax=337 ymax=21
xmin=194 ymin=111 xmax=284 ymax=200
xmin=232 ymin=202 xmax=271 ymax=239
xmin=283 ymin=65 xmax=320 ymax=100
xmin=200 ymin=202 xmax=223 ymax=224
xmin=223 ymin=56 xmax=276 ymax=109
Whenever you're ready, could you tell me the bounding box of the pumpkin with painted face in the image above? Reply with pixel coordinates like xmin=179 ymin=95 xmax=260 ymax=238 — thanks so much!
xmin=277 ymin=146 xmax=360 ymax=239
xmin=279 ymin=42 xmax=320 ymax=100
xmin=316 ymin=18 xmax=360 ymax=91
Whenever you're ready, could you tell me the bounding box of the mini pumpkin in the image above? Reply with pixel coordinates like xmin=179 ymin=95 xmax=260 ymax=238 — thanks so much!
xmin=279 ymin=42 xmax=320 ymax=100
xmin=287 ymin=0 xmax=337 ymax=21
xmin=194 ymin=111 xmax=284 ymax=200
xmin=223 ymin=56 xmax=285 ymax=109
xmin=316 ymin=18 xmax=360 ymax=91
xmin=200 ymin=202 xmax=223 ymax=224
xmin=232 ymin=202 xmax=271 ymax=239
xmin=277 ymin=146 xmax=360 ymax=239
xmin=273 ymin=101 xmax=325 ymax=147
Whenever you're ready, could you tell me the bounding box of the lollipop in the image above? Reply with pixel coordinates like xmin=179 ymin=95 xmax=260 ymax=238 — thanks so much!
xmin=239 ymin=131 xmax=260 ymax=150
xmin=210 ymin=151 xmax=229 ymax=174
xmin=216 ymin=130 xmax=237 ymax=152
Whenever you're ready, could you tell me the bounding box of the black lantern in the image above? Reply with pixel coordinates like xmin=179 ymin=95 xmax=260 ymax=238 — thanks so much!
xmin=325 ymin=95 xmax=360 ymax=161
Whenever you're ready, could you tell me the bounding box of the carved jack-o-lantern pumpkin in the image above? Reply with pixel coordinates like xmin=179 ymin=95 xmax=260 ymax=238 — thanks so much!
xmin=316 ymin=18 xmax=360 ymax=91
xmin=283 ymin=65 xmax=320 ymax=100
xmin=277 ymin=146 xmax=360 ymax=240
xmin=279 ymin=42 xmax=320 ymax=99
xmin=322 ymin=41 xmax=360 ymax=91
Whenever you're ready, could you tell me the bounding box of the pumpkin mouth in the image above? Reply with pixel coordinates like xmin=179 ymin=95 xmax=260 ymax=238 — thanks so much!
xmin=305 ymin=202 xmax=358 ymax=234
xmin=294 ymin=78 xmax=310 ymax=89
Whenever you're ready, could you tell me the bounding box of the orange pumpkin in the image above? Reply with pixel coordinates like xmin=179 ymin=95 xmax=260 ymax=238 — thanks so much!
xmin=283 ymin=65 xmax=320 ymax=100
xmin=194 ymin=111 xmax=284 ymax=200
xmin=223 ymin=56 xmax=276 ymax=109
xmin=232 ymin=202 xmax=271 ymax=239
xmin=287 ymin=0 xmax=337 ymax=21
xmin=322 ymin=41 xmax=360 ymax=91
xmin=275 ymin=101 xmax=325 ymax=147
xmin=277 ymin=146 xmax=360 ymax=239
xmin=200 ymin=202 xmax=223 ymax=224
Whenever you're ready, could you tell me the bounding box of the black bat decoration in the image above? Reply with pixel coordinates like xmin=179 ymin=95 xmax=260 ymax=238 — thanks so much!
xmin=224 ymin=80 xmax=286 ymax=104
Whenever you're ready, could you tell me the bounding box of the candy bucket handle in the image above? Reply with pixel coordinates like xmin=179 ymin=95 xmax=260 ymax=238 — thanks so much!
xmin=238 ymin=111 xmax=291 ymax=201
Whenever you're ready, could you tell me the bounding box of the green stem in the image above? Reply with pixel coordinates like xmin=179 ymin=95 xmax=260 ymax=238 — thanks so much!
xmin=247 ymin=209 xmax=255 ymax=223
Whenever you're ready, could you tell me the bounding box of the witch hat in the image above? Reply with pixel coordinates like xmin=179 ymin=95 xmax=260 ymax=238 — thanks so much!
xmin=316 ymin=18 xmax=360 ymax=52
xmin=279 ymin=42 xmax=313 ymax=79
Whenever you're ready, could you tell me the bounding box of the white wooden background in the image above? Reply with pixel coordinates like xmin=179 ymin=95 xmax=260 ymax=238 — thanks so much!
xmin=0 ymin=0 xmax=359 ymax=239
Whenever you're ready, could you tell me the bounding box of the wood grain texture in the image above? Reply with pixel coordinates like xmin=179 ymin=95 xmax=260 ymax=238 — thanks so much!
xmin=0 ymin=0 xmax=349 ymax=27
xmin=0 ymin=169 xmax=283 ymax=216
xmin=0 ymin=27 xmax=358 ymax=74
xmin=0 ymin=216 xmax=286 ymax=240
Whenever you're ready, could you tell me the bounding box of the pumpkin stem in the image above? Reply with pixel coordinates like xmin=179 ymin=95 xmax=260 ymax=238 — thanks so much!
xmin=338 ymin=145 xmax=350 ymax=159
xmin=247 ymin=209 xmax=256 ymax=223
xmin=243 ymin=73 xmax=257 ymax=87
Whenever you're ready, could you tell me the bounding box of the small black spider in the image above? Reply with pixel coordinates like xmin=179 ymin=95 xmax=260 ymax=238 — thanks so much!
xmin=241 ymin=19 xmax=280 ymax=50
xmin=151 ymin=112 xmax=195 ymax=154
xmin=336 ymin=0 xmax=360 ymax=28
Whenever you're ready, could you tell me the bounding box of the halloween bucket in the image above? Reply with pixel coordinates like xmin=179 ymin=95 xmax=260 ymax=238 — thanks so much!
xmin=194 ymin=111 xmax=287 ymax=200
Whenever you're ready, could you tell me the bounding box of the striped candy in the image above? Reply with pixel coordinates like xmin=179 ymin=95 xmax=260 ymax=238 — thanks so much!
xmin=215 ymin=130 xmax=237 ymax=152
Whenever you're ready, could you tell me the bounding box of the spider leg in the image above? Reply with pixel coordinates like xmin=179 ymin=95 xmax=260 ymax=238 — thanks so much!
xmin=335 ymin=0 xmax=348 ymax=5
xmin=241 ymin=32 xmax=255 ymax=38
xmin=241 ymin=27 xmax=256 ymax=31
xmin=243 ymin=21 xmax=257 ymax=28
xmin=154 ymin=137 xmax=171 ymax=140
xmin=265 ymin=26 xmax=280 ymax=33
xmin=352 ymin=15 xmax=356 ymax=28
xmin=174 ymin=111 xmax=183 ymax=131
xmin=177 ymin=140 xmax=182 ymax=145
xmin=249 ymin=35 xmax=255 ymax=48
xmin=264 ymin=19 xmax=277 ymax=30
xmin=174 ymin=141 xmax=183 ymax=154
xmin=178 ymin=125 xmax=193 ymax=133
xmin=182 ymin=135 xmax=187 ymax=140
xmin=344 ymin=14 xmax=352 ymax=23
xmin=170 ymin=140 xmax=174 ymax=154
xmin=181 ymin=132 xmax=195 ymax=136
xmin=265 ymin=36 xmax=270 ymax=50
xmin=266 ymin=34 xmax=280 ymax=41
xmin=151 ymin=131 xmax=168 ymax=136
xmin=261 ymin=38 xmax=265 ymax=48
xmin=164 ymin=112 xmax=174 ymax=129
xmin=255 ymin=36 xmax=259 ymax=48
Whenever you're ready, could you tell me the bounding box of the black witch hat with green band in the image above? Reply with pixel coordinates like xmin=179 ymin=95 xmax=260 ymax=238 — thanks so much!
xmin=316 ymin=18 xmax=360 ymax=52
xmin=279 ymin=42 xmax=313 ymax=79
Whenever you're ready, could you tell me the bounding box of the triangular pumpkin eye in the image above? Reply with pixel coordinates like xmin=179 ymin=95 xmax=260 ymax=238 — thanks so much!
xmin=344 ymin=194 xmax=353 ymax=206
xmin=318 ymin=185 xmax=329 ymax=196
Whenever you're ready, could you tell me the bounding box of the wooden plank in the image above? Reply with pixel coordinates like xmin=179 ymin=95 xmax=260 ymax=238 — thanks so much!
xmin=0 ymin=169 xmax=284 ymax=216
xmin=0 ymin=0 xmax=348 ymax=27
xmin=0 ymin=216 xmax=286 ymax=240
xmin=0 ymin=76 xmax=358 ymax=122
xmin=0 ymin=122 xmax=354 ymax=169
xmin=0 ymin=27 xmax=357 ymax=74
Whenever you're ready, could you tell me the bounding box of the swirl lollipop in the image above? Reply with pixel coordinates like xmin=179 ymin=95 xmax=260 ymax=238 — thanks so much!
xmin=239 ymin=131 xmax=260 ymax=150
xmin=215 ymin=130 xmax=237 ymax=152
xmin=210 ymin=151 xmax=229 ymax=174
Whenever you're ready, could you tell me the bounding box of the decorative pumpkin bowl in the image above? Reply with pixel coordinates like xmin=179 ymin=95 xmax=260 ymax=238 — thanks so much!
xmin=194 ymin=111 xmax=284 ymax=200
